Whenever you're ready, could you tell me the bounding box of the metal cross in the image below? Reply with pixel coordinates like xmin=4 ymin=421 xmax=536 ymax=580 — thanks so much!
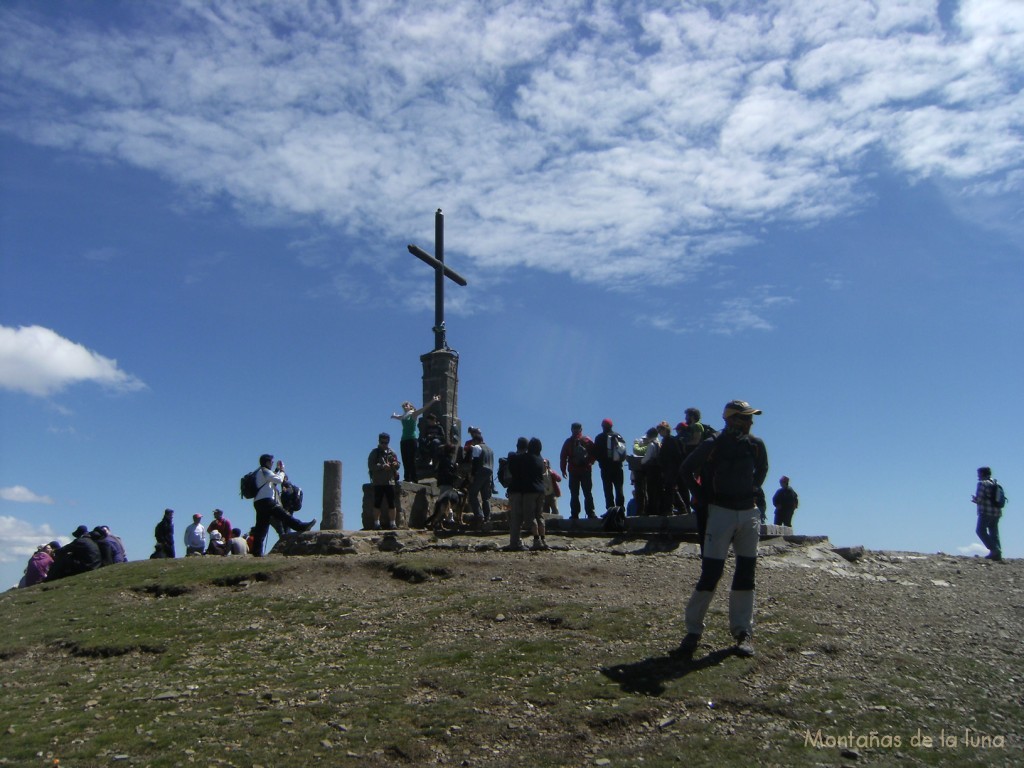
xmin=408 ymin=209 xmax=468 ymax=351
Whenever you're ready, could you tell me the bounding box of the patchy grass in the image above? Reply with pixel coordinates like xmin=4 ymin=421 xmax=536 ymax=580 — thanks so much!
xmin=0 ymin=547 xmax=1020 ymax=767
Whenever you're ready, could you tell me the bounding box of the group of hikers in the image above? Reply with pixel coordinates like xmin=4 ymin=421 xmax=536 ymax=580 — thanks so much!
xmin=150 ymin=507 xmax=254 ymax=559
xmin=371 ymin=400 xmax=801 ymax=543
xmin=17 ymin=524 xmax=127 ymax=587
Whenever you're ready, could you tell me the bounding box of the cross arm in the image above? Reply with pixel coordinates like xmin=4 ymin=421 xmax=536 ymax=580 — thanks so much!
xmin=407 ymin=245 xmax=469 ymax=286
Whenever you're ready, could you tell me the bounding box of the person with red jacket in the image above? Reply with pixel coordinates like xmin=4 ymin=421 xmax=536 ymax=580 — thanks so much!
xmin=208 ymin=509 xmax=233 ymax=542
xmin=560 ymin=422 xmax=596 ymax=520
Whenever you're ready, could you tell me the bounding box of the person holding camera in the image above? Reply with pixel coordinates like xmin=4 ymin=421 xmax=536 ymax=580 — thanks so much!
xmin=250 ymin=453 xmax=316 ymax=556
xmin=368 ymin=433 xmax=401 ymax=530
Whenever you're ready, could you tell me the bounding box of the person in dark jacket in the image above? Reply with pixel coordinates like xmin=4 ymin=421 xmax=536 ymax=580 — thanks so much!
xmin=592 ymin=418 xmax=626 ymax=511
xmin=675 ymin=401 xmax=768 ymax=659
xmin=48 ymin=526 xmax=103 ymax=581
xmin=89 ymin=527 xmax=116 ymax=566
xmin=152 ymin=508 xmax=175 ymax=559
xmin=506 ymin=437 xmax=547 ymax=551
xmin=100 ymin=525 xmax=128 ymax=563
xmin=657 ymin=421 xmax=685 ymax=515
xmin=506 ymin=437 xmax=549 ymax=551
xmin=772 ymin=476 xmax=799 ymax=527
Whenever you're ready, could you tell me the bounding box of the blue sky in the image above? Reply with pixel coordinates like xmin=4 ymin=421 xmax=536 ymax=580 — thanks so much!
xmin=1 ymin=0 xmax=1022 ymax=588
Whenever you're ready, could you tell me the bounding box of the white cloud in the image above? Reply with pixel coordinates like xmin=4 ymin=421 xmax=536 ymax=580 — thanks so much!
xmin=0 ymin=515 xmax=63 ymax=566
xmin=0 ymin=0 xmax=1020 ymax=288
xmin=0 ymin=325 xmax=147 ymax=398
xmin=957 ymin=542 xmax=989 ymax=557
xmin=0 ymin=486 xmax=55 ymax=504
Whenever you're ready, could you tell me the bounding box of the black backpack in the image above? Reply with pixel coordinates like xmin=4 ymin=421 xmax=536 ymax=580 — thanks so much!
xmin=240 ymin=470 xmax=259 ymax=499
xmin=572 ymin=439 xmax=590 ymax=466
xmin=497 ymin=456 xmax=511 ymax=489
xmin=603 ymin=505 xmax=627 ymax=533
xmin=281 ymin=483 xmax=303 ymax=513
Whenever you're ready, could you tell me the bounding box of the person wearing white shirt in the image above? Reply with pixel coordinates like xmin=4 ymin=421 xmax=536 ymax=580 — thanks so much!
xmin=250 ymin=454 xmax=316 ymax=556
xmin=184 ymin=514 xmax=207 ymax=556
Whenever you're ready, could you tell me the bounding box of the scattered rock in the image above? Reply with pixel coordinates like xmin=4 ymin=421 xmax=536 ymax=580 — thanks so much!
xmin=833 ymin=545 xmax=864 ymax=562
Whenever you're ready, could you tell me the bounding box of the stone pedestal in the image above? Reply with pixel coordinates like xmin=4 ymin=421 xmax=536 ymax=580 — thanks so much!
xmin=421 ymin=348 xmax=460 ymax=444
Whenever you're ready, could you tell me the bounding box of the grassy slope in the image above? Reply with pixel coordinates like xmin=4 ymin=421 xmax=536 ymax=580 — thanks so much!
xmin=0 ymin=546 xmax=1020 ymax=767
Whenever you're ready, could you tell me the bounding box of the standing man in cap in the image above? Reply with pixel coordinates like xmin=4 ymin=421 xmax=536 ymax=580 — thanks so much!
xmin=466 ymin=426 xmax=495 ymax=524
xmin=368 ymin=433 xmax=401 ymax=530
xmin=675 ymin=400 xmax=768 ymax=658
xmin=208 ymin=509 xmax=233 ymax=543
xmin=593 ymin=418 xmax=627 ymax=512
xmin=184 ymin=514 xmax=207 ymax=556
xmin=560 ymin=422 xmax=596 ymax=520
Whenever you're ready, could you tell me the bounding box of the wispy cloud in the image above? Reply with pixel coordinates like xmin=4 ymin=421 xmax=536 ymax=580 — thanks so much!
xmin=0 ymin=0 xmax=1020 ymax=287
xmin=0 ymin=325 xmax=147 ymax=398
xmin=0 ymin=486 xmax=55 ymax=504
xmin=708 ymin=289 xmax=795 ymax=334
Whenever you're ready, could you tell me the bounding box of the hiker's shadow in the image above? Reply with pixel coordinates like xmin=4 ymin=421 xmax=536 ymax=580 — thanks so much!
xmin=601 ymin=648 xmax=736 ymax=696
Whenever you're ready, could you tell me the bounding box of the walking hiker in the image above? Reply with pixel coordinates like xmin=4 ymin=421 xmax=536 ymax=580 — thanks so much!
xmin=675 ymin=400 xmax=768 ymax=658
xmin=973 ymin=466 xmax=1005 ymax=562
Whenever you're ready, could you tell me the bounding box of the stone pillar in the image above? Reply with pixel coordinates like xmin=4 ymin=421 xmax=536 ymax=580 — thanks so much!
xmin=322 ymin=460 xmax=342 ymax=530
xmin=421 ymin=348 xmax=461 ymax=444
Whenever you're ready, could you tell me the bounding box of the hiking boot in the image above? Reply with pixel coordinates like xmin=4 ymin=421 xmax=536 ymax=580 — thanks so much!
xmin=735 ymin=633 xmax=755 ymax=658
xmin=531 ymin=536 xmax=543 ymax=551
xmin=372 ymin=521 xmax=382 ymax=531
xmin=673 ymin=633 xmax=701 ymax=657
